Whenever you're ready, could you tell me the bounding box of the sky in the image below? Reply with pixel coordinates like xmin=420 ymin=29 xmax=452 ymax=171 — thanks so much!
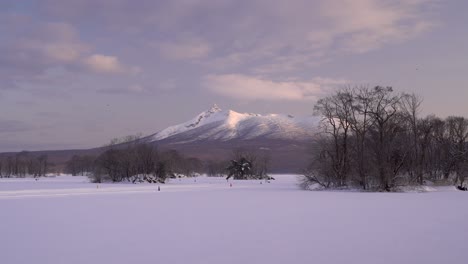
xmin=1 ymin=0 xmax=467 ymax=152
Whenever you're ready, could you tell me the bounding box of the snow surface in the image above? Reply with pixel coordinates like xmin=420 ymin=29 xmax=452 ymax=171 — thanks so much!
xmin=1 ymin=175 xmax=467 ymax=264
xmin=150 ymin=104 xmax=320 ymax=141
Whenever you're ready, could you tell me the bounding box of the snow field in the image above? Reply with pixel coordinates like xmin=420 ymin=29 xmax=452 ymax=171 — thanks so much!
xmin=0 ymin=175 xmax=467 ymax=264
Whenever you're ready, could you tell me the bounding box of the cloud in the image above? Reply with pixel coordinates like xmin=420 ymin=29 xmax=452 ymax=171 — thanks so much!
xmin=15 ymin=21 xmax=88 ymax=63
xmin=0 ymin=79 xmax=18 ymax=90
xmin=128 ymin=84 xmax=145 ymax=93
xmin=157 ymin=38 xmax=211 ymax=60
xmin=42 ymin=43 xmax=84 ymax=62
xmin=158 ymin=79 xmax=177 ymax=91
xmin=0 ymin=120 xmax=33 ymax=134
xmin=37 ymin=0 xmax=438 ymax=71
xmin=20 ymin=22 xmax=89 ymax=63
xmin=316 ymin=0 xmax=438 ymax=53
xmin=0 ymin=19 xmax=88 ymax=75
xmin=1 ymin=0 xmax=438 ymax=98
xmin=203 ymin=74 xmax=346 ymax=101
xmin=98 ymin=83 xmax=149 ymax=94
xmin=97 ymin=79 xmax=177 ymax=94
xmin=148 ymin=0 xmax=437 ymax=73
xmin=0 ymin=14 xmax=137 ymax=96
xmin=82 ymin=54 xmax=125 ymax=74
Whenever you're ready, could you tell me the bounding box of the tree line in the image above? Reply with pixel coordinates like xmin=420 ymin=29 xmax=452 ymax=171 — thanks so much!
xmin=0 ymin=152 xmax=48 ymax=178
xmin=302 ymin=86 xmax=468 ymax=191
xmin=66 ymin=146 xmax=272 ymax=183
xmin=0 ymin=135 xmax=271 ymax=182
xmin=65 ymin=143 xmax=203 ymax=183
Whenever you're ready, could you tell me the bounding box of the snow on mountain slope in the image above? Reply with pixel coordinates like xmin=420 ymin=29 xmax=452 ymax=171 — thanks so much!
xmin=150 ymin=105 xmax=319 ymax=142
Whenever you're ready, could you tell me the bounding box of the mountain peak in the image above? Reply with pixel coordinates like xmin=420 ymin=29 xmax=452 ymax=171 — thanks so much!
xmin=151 ymin=105 xmax=226 ymax=141
xmin=150 ymin=106 xmax=320 ymax=142
xmin=208 ymin=104 xmax=222 ymax=113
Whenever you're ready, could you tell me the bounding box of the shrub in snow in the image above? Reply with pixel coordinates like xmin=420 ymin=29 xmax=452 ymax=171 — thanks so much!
xmin=226 ymin=157 xmax=252 ymax=180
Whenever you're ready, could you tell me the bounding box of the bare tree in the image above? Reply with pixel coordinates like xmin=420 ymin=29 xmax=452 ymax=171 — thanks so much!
xmin=206 ymin=160 xmax=227 ymax=177
xmin=303 ymin=86 xmax=454 ymax=191
xmin=348 ymin=86 xmax=377 ymax=189
xmin=314 ymin=90 xmax=353 ymax=187
xmin=401 ymin=93 xmax=424 ymax=184
xmin=367 ymin=86 xmax=403 ymax=190
xmin=6 ymin=156 xmax=14 ymax=177
xmin=302 ymin=135 xmax=336 ymax=189
xmin=445 ymin=116 xmax=468 ymax=186
xmin=414 ymin=115 xmax=437 ymax=183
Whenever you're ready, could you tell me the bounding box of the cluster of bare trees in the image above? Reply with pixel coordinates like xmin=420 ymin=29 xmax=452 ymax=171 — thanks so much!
xmin=66 ymin=143 xmax=203 ymax=183
xmin=206 ymin=160 xmax=228 ymax=177
xmin=303 ymin=86 xmax=468 ymax=191
xmin=0 ymin=152 xmax=48 ymax=178
xmin=65 ymin=155 xmax=96 ymax=176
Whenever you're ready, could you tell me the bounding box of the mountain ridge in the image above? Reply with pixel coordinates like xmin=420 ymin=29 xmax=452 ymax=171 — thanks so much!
xmin=149 ymin=104 xmax=319 ymax=143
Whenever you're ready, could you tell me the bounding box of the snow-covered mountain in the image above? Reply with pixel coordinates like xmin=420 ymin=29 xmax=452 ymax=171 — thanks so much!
xmin=149 ymin=104 xmax=319 ymax=143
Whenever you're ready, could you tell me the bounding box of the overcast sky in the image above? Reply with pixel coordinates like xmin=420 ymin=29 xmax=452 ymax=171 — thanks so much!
xmin=1 ymin=0 xmax=467 ymax=152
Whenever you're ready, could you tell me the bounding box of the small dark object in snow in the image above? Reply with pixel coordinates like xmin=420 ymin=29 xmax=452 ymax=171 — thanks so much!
xmin=158 ymin=186 xmax=161 ymax=191
xmin=456 ymin=186 xmax=467 ymax=191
